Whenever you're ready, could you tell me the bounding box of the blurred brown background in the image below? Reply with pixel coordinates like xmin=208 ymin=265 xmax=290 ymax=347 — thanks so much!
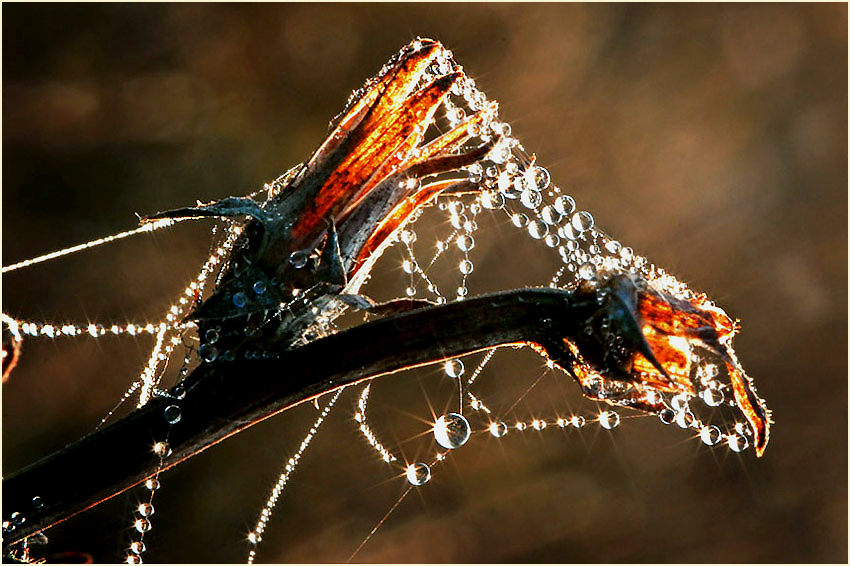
xmin=3 ymin=4 xmax=846 ymax=563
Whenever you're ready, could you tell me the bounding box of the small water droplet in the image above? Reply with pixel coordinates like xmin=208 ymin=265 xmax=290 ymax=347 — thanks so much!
xmin=134 ymin=518 xmax=152 ymax=533
xmin=571 ymin=211 xmax=594 ymax=232
xmin=401 ymin=230 xmax=417 ymax=244
xmin=545 ymin=234 xmax=560 ymax=248
xmin=406 ymin=463 xmax=432 ymax=486
xmin=433 ymin=413 xmax=471 ymax=449
xmin=199 ymin=344 xmax=218 ymax=363
xmin=467 ymin=163 xmax=483 ymax=183
xmin=459 ymin=260 xmax=474 ymax=275
xmin=253 ymin=281 xmax=267 ymax=295
xmin=481 ymin=190 xmax=504 ymax=209
xmin=532 ymin=419 xmax=546 ymax=431
xmin=620 ymin=247 xmax=634 ymax=262
xmin=405 ymin=286 xmax=416 ymax=297
xmin=289 ymin=250 xmax=310 ymax=268
xmin=541 ymin=205 xmax=561 ymax=225
xmin=671 ymin=394 xmax=688 ymax=412
xmin=137 ymin=503 xmax=154 ymax=517
xmin=675 ymin=409 xmax=695 ymax=429
xmin=444 ymin=359 xmax=464 ymax=378
xmin=531 ymin=166 xmax=550 ymax=190
xmin=10 ymin=512 xmax=24 ymax=526
xmin=489 ymin=421 xmax=508 ymax=437
xmin=145 ymin=479 xmax=160 ymax=491
xmin=571 ymin=415 xmax=586 ymax=428
xmin=402 ymin=259 xmax=415 ymax=274
xmin=127 ymin=554 xmax=143 ymax=564
xmin=164 ymin=405 xmax=182 ymax=425
xmin=659 ymin=408 xmax=676 ymax=424
xmin=578 ymin=262 xmax=596 ymax=280
xmin=31 ymin=496 xmax=43 ymax=509
xmin=599 ymin=410 xmax=620 ymax=429
xmin=605 ymin=240 xmax=622 ymax=254
xmin=224 ymin=350 xmax=236 ymax=362
xmin=232 ymin=292 xmax=248 ymax=308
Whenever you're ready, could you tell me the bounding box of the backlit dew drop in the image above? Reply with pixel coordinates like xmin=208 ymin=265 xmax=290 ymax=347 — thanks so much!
xmin=163 ymin=405 xmax=181 ymax=424
xmin=134 ymin=518 xmax=152 ymax=533
xmin=659 ymin=408 xmax=676 ymax=424
xmin=137 ymin=503 xmax=154 ymax=517
xmin=145 ymin=479 xmax=160 ymax=491
xmin=199 ymin=344 xmax=218 ymax=363
xmin=728 ymin=433 xmax=749 ymax=452
xmin=401 ymin=229 xmax=417 ymax=244
xmin=130 ymin=541 xmax=146 ymax=554
xmin=247 ymin=532 xmax=259 ymax=545
xmin=289 ymin=250 xmax=309 ymax=268
xmin=153 ymin=442 xmax=171 ymax=458
xmin=531 ymin=166 xmax=551 ymax=190
xmin=405 ymin=462 xmax=432 ymax=486
xmin=532 ymin=419 xmax=546 ymax=431
xmin=489 ymin=420 xmax=508 ymax=438
xmin=457 ymin=234 xmax=475 ymax=252
xmin=433 ymin=413 xmax=471 ymax=449
xmin=571 ymin=415 xmax=586 ymax=428
xmin=444 ymin=358 xmax=465 ymax=378
xmin=252 ymin=281 xmax=267 ymax=295
xmin=554 ymin=195 xmax=576 ymax=216
xmin=511 ymin=212 xmax=528 ymax=228
xmin=481 ymin=190 xmax=504 ymax=209
xmin=127 ymin=554 xmax=142 ymax=564
xmin=520 ymin=189 xmax=542 ymax=210
xmin=702 ymin=387 xmax=725 ymax=407
xmin=515 ymin=421 xmax=527 ymax=431
xmin=204 ymin=328 xmax=219 ymax=344
xmin=232 ymin=292 xmax=248 ymax=308
xmin=599 ymin=410 xmax=620 ymax=429
xmin=459 ymin=259 xmax=474 ymax=275
xmin=571 ymin=210 xmax=594 ymax=232
xmin=31 ymin=496 xmax=43 ymax=509
xmin=675 ymin=409 xmax=695 ymax=429
xmin=528 ymin=220 xmax=549 ymax=240
xmin=700 ymin=425 xmax=722 ymax=446
xmin=405 ymin=286 xmax=416 ymax=297
xmin=578 ymin=262 xmax=596 ymax=280
xmin=541 ymin=205 xmax=561 ymax=225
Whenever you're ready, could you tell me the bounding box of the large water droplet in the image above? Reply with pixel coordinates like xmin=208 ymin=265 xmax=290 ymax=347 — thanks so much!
xmin=459 ymin=260 xmax=474 ymax=275
xmin=199 ymin=344 xmax=218 ymax=363
xmin=541 ymin=206 xmax=561 ymax=225
xmin=406 ymin=463 xmax=432 ymax=486
xmin=511 ymin=213 xmax=528 ymax=228
xmin=137 ymin=503 xmax=155 ymax=517
xmin=402 ymin=259 xmax=415 ymax=274
xmin=489 ymin=420 xmax=508 ymax=438
xmin=728 ymin=433 xmax=749 ymax=452
xmin=444 ymin=359 xmax=464 ymax=378
xmin=520 ymin=189 xmax=542 ymax=210
xmin=702 ymin=388 xmax=725 ymax=407
xmin=481 ymin=190 xmax=504 ymax=210
xmin=433 ymin=413 xmax=471 ymax=449
xmin=599 ymin=410 xmax=620 ymax=429
xmin=164 ymin=405 xmax=182 ymax=425
xmin=531 ymin=166 xmax=550 ymax=190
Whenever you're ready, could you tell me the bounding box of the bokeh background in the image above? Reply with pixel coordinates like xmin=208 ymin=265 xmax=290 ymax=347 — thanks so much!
xmin=3 ymin=4 xmax=846 ymax=563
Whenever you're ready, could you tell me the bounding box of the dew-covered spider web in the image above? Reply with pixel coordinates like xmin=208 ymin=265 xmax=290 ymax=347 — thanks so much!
xmin=1 ymin=39 xmax=768 ymax=564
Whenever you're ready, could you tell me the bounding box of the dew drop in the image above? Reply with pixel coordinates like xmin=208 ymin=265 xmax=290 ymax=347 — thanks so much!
xmin=554 ymin=195 xmax=576 ymax=216
xmin=620 ymin=247 xmax=634 ymax=262
xmin=481 ymin=190 xmax=504 ymax=209
xmin=402 ymin=259 xmax=415 ymax=274
xmin=728 ymin=433 xmax=749 ymax=452
xmin=10 ymin=512 xmax=24 ymax=526
xmin=527 ymin=220 xmax=549 ymax=240
xmin=253 ymin=281 xmax=267 ymax=295
xmin=545 ymin=234 xmax=560 ymax=248
xmin=444 ymin=359 xmax=465 ymax=378
xmin=127 ymin=554 xmax=142 ymax=564
xmin=405 ymin=463 xmax=432 ymax=486
xmin=232 ymin=292 xmax=248 ymax=308
xmin=541 ymin=205 xmax=561 ymax=225
xmin=401 ymin=230 xmax=417 ymax=244
xmin=467 ymin=163 xmax=483 ymax=183
xmin=247 ymin=532 xmax=259 ymax=545
xmin=700 ymin=425 xmax=722 ymax=446
xmin=130 ymin=541 xmax=146 ymax=555
xmin=457 ymin=234 xmax=475 ymax=252
xmin=531 ymin=166 xmax=551 ymax=190
xmin=405 ymin=286 xmax=416 ymax=297
xmin=459 ymin=260 xmax=474 ymax=275
xmin=599 ymin=410 xmax=620 ymax=429
xmin=137 ymin=503 xmax=154 ymax=517
xmin=578 ymin=262 xmax=596 ymax=280
xmin=659 ymin=408 xmax=676 ymax=424
xmin=489 ymin=420 xmax=508 ymax=438
xmin=571 ymin=415 xmax=586 ymax=428
xmin=571 ymin=211 xmax=594 ymax=232
xmin=145 ymin=479 xmax=160 ymax=491
xmin=433 ymin=413 xmax=471 ymax=449
xmin=671 ymin=394 xmax=688 ymax=412
xmin=675 ymin=409 xmax=695 ymax=429
xmin=520 ymin=189 xmax=542 ymax=210
xmin=163 ymin=405 xmax=182 ymax=425
xmin=605 ymin=240 xmax=622 ymax=254
xmin=153 ymin=442 xmax=171 ymax=458
xmin=31 ymin=496 xmax=43 ymax=509
xmin=702 ymin=388 xmax=725 ymax=407
xmin=511 ymin=213 xmax=528 ymax=228
xmin=199 ymin=344 xmax=218 ymax=363
xmin=134 ymin=518 xmax=152 ymax=533
xmin=532 ymin=419 xmax=546 ymax=431
xmin=448 ymin=201 xmax=465 ymax=216
xmin=289 ymin=250 xmax=310 ymax=268
xmin=204 ymin=328 xmax=219 ymax=344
